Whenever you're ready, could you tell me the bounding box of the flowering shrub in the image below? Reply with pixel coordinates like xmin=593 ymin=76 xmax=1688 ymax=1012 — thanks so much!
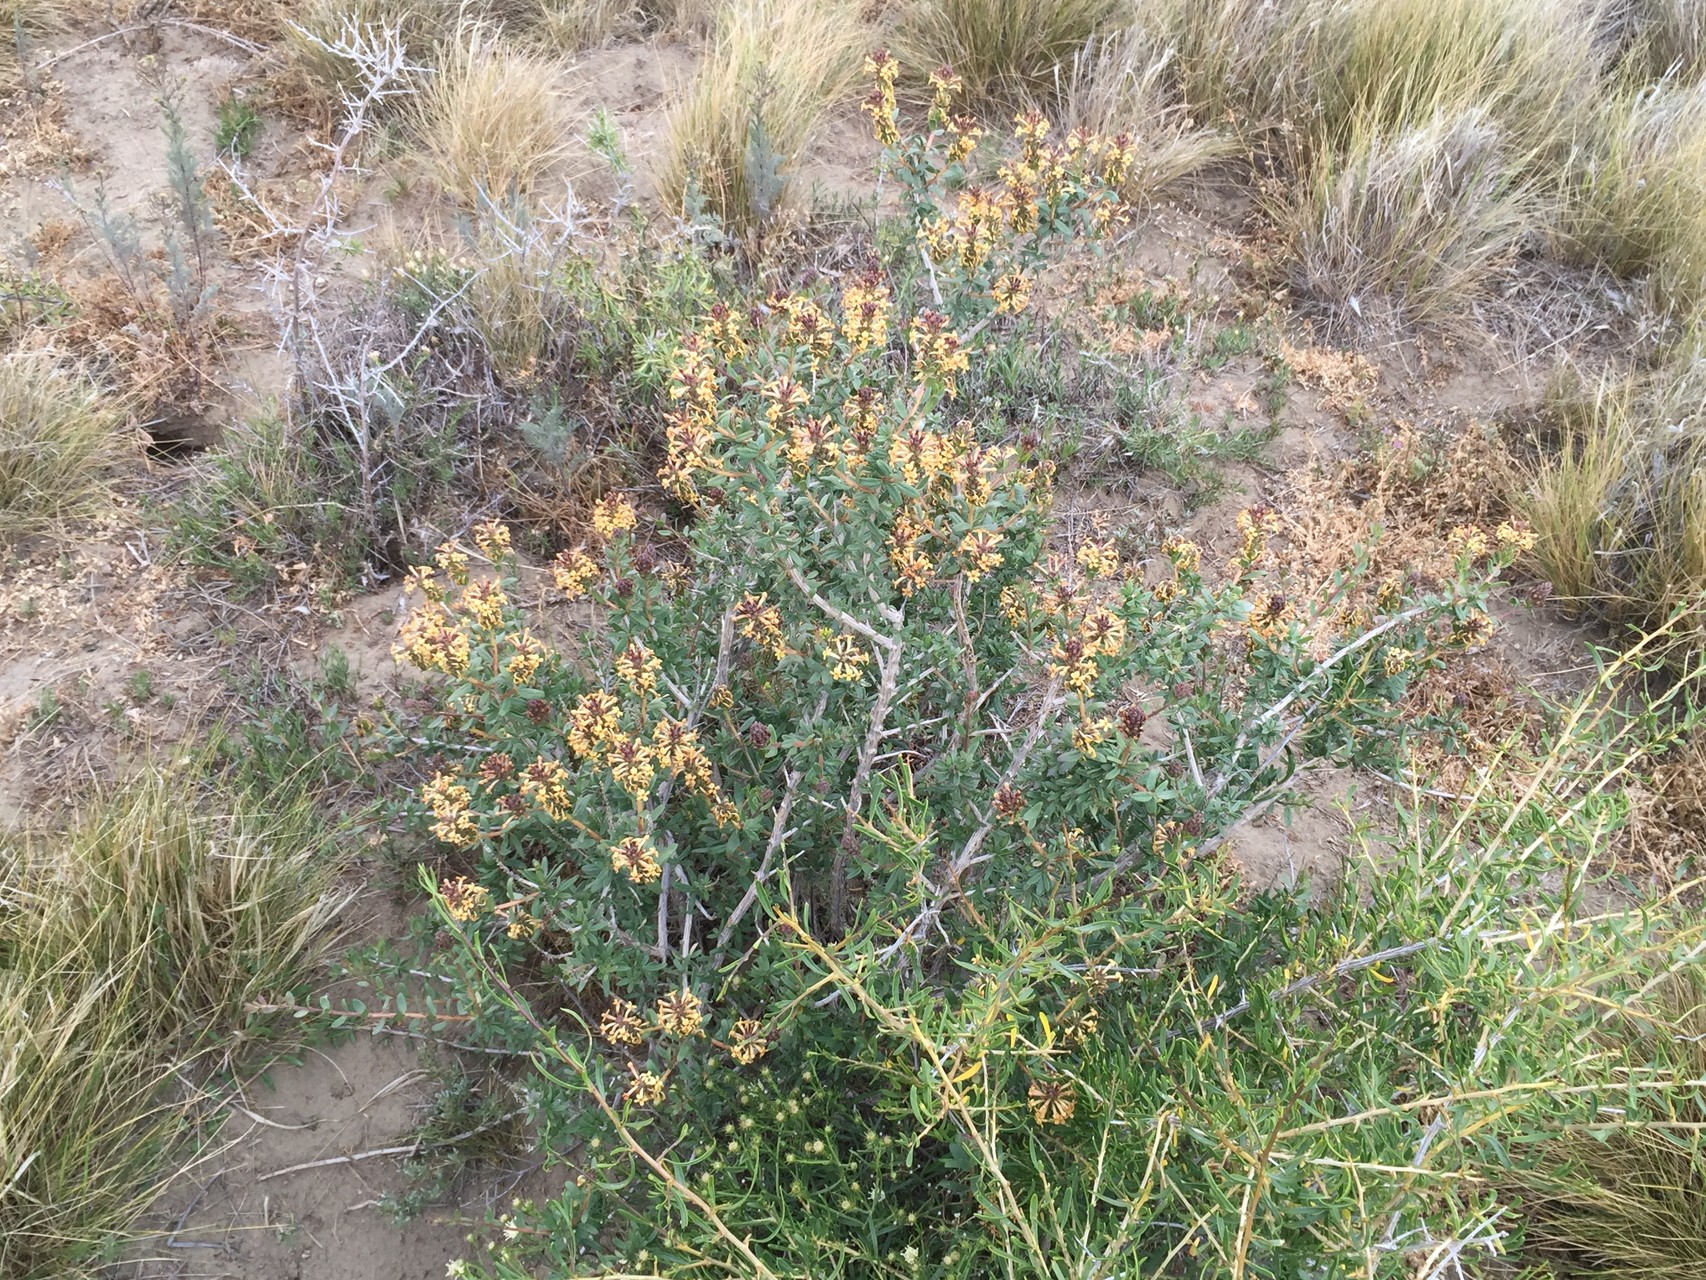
xmin=377 ymin=62 xmax=1588 ymax=1278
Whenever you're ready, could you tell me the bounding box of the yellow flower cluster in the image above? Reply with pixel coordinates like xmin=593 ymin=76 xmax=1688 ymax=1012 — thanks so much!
xmin=1245 ymin=591 xmax=1295 ymax=643
xmin=591 ymin=494 xmax=637 ymax=540
xmin=781 ymin=295 xmax=835 ymax=365
xmin=734 ymin=592 xmax=786 ymax=661
xmin=661 ymin=335 xmax=719 ymax=506
xmin=552 ymin=547 xmax=599 ymax=600
xmin=601 ymin=998 xmax=647 ymax=1046
xmin=1027 ymin=1078 xmax=1075 ymax=1126
xmin=440 ymin=874 xmax=490 ymax=921
xmin=436 ymin=542 xmax=470 ymax=585
xmin=785 ymin=415 xmax=842 ymax=475
xmin=424 ymin=773 xmax=479 ymax=846
xmin=992 ymin=270 xmax=1032 ymax=315
xmin=567 ymin=691 xmax=623 ymax=759
xmin=824 ymin=633 xmax=870 ymax=682
xmin=703 ymin=300 xmax=745 ymax=360
xmin=1048 ymin=635 xmax=1100 ymax=696
xmin=472 ymin=520 xmax=511 ymax=559
xmin=908 ymin=309 xmax=970 ymax=394
xmin=506 ymin=629 xmax=544 ymax=685
xmin=861 ymin=50 xmax=900 ymax=146
xmin=1076 ymin=540 xmax=1119 ymax=579
xmin=625 ymin=1068 xmax=667 ymax=1107
xmin=608 ymin=736 xmax=656 ymax=799
xmin=614 ymin=638 xmax=661 ymax=697
xmin=520 ymin=758 xmax=575 ymax=820
xmin=403 ymin=563 xmax=444 ymax=601
xmin=1496 ymin=521 xmax=1537 ymax=552
xmin=958 ymin=529 xmax=1004 ymax=583
xmin=1233 ymin=507 xmax=1280 ymax=567
xmin=395 ymin=605 xmax=472 ymax=676
xmin=610 ymin=835 xmax=662 ymax=883
xmin=840 ymin=270 xmax=890 ymax=354
xmin=889 ymin=508 xmax=935 ymax=597
xmin=921 ymin=185 xmax=1007 ymax=274
xmin=459 ymin=578 xmax=507 ymax=630
xmin=1163 ymin=536 xmax=1202 ymax=576
xmin=656 ymin=988 xmax=704 ymax=1038
xmin=727 ymin=1017 xmax=770 ymax=1065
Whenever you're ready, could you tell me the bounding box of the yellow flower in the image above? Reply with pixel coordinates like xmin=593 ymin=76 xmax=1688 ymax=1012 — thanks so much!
xmin=656 ymin=988 xmax=705 ymax=1038
xmin=1162 ymin=536 xmax=1201 ymax=576
xmin=1072 ymin=718 xmax=1111 ymax=756
xmin=1076 ymin=540 xmax=1119 ymax=579
xmin=614 ymin=638 xmax=661 ymax=697
xmin=608 ymin=736 xmax=656 ymax=798
xmin=505 ymin=912 xmax=541 ymax=940
xmin=472 ymin=520 xmax=512 ymax=560
xmin=505 ymin=629 xmax=545 ymax=685
xmin=712 ymin=798 xmax=741 ymax=829
xmin=600 ymin=998 xmax=647 ymax=1047
xmin=520 ymin=758 xmax=574 ymax=820
xmin=624 ymin=1066 xmax=667 ymax=1107
xmin=403 ymin=563 xmax=443 ymax=602
xmin=708 ymin=684 xmax=734 ymax=710
xmin=992 ymin=270 xmax=1032 ymax=315
xmin=610 ymin=835 xmax=662 ymax=883
xmin=551 ymin=547 xmax=600 ymax=600
xmin=458 ymin=578 xmax=507 ymax=630
xmin=1081 ymin=607 xmax=1126 ymax=657
xmin=395 ymin=605 xmax=471 ymax=676
xmin=823 ymin=633 xmax=870 ymax=682
xmin=1047 ymin=637 xmax=1099 ymax=697
xmin=1496 ymin=521 xmax=1537 ymax=553
xmin=435 ymin=542 xmax=470 ymax=585
xmin=423 ymin=773 xmax=480 ymax=845
xmin=733 ymin=593 xmax=786 ymax=661
xmin=1027 ymin=1078 xmax=1075 ymax=1126
xmin=566 ymin=691 xmax=623 ymax=759
xmin=591 ymin=494 xmax=637 ymax=540
xmin=645 ymin=721 xmax=694 ymax=774
xmin=999 ymin=583 xmax=1031 ymax=626
xmin=726 ymin=1018 xmax=770 ymax=1065
xmin=440 ymin=875 xmax=490 ymax=922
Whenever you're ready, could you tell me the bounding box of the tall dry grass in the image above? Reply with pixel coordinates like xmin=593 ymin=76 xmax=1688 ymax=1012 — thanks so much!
xmin=0 ymin=770 xmax=349 ymax=1278
xmin=1282 ymin=108 xmax=1535 ymax=328
xmin=525 ymin=0 xmax=716 ymax=50
xmin=413 ymin=22 xmax=569 ymax=207
xmin=1564 ymin=81 xmax=1706 ymax=318
xmin=1523 ymin=357 xmax=1706 ymax=639
xmin=1054 ymin=28 xmax=1238 ymax=203
xmin=659 ymin=0 xmax=864 ymax=235
xmin=1515 ymin=973 xmax=1706 ymax=1279
xmin=899 ymin=0 xmax=1125 ymax=107
xmin=0 ymin=353 xmax=123 ymax=541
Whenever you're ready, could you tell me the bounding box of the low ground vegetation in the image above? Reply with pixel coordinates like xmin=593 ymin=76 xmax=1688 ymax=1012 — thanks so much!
xmin=0 ymin=1 xmax=1703 ymax=1278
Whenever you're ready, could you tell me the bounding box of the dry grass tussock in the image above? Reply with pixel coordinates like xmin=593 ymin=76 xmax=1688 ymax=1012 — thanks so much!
xmin=1563 ymin=81 xmax=1706 ymax=319
xmin=1515 ymin=972 xmax=1706 ymax=1280
xmin=1282 ymin=108 xmax=1535 ymax=329
xmin=0 ymin=771 xmax=349 ymax=1279
xmin=0 ymin=0 xmax=70 ymax=33
xmin=526 ymin=0 xmax=717 ymax=51
xmin=0 ymin=352 xmax=124 ymax=541
xmin=413 ymin=23 xmax=568 ymax=207
xmin=899 ymin=0 xmax=1125 ymax=107
xmin=659 ymin=0 xmax=864 ymax=235
xmin=1522 ymin=357 xmax=1706 ymax=642
xmin=1053 ymin=27 xmax=1239 ymax=204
